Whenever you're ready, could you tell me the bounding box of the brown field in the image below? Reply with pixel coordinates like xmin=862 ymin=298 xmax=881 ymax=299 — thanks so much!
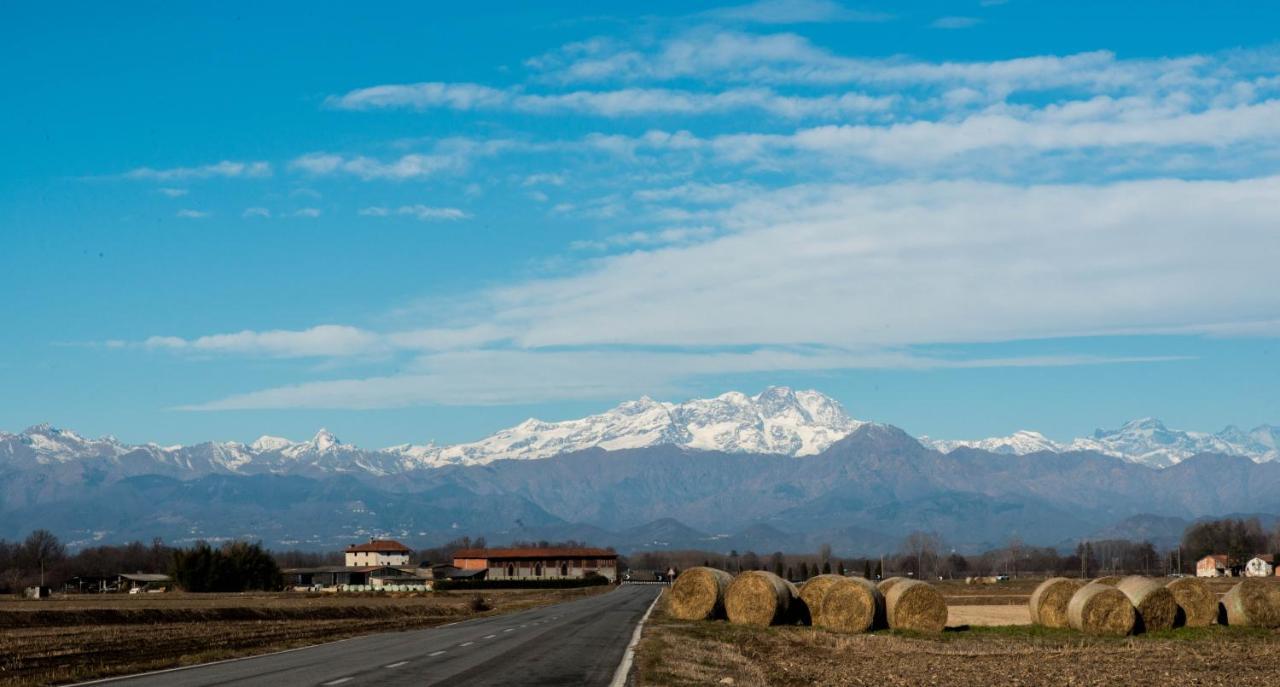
xmin=635 ymin=577 xmax=1280 ymax=687
xmin=0 ymin=587 xmax=609 ymax=686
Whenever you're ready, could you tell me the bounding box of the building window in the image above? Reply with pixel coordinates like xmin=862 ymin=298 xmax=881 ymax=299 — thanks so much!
xmin=560 ymin=563 xmax=568 ymax=577
xmin=535 ymin=563 xmax=543 ymax=577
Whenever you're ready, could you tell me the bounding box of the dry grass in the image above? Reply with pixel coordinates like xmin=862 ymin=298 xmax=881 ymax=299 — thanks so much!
xmin=635 ymin=603 xmax=1280 ymax=687
xmin=0 ymin=587 xmax=608 ymax=686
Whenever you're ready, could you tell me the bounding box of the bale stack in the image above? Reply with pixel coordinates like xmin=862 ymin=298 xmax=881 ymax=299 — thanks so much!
xmin=883 ymin=579 xmax=947 ymax=632
xmin=1029 ymin=577 xmax=1084 ymax=628
xmin=798 ymin=574 xmax=846 ymax=625
xmin=1093 ymin=576 xmax=1122 ymax=586
xmin=1165 ymin=577 xmax=1217 ymax=627
xmin=1220 ymin=579 xmax=1280 ymax=628
xmin=667 ymin=567 xmax=734 ymax=621
xmin=814 ymin=577 xmax=884 ymax=633
xmin=1067 ymin=582 xmax=1136 ymax=636
xmin=877 ymin=576 xmax=907 ymax=595
xmin=725 ymin=570 xmax=799 ymax=627
xmin=1115 ymin=576 xmax=1180 ymax=632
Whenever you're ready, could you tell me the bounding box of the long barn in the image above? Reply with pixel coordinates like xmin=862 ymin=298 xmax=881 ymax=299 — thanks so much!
xmin=452 ymin=547 xmax=618 ymax=582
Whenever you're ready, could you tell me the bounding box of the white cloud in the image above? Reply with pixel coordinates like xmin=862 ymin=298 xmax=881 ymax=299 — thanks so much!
xmin=158 ymin=188 xmax=189 ymax=197
xmin=931 ymin=16 xmax=982 ymax=29
xmin=523 ymin=173 xmax=566 ymax=186
xmin=293 ymin=207 xmax=322 ymax=218
xmin=329 ymin=82 xmax=895 ymax=119
xmin=145 ymin=325 xmax=384 ymax=358
xmin=157 ymin=176 xmax=1280 ymax=408
xmin=124 ymin=160 xmax=271 ymax=181
xmin=243 ymin=207 xmax=271 ymax=218
xmin=175 ymin=209 xmax=210 ymax=219
xmin=358 ymin=205 xmax=469 ymax=221
xmin=290 ymin=152 xmax=471 ymax=180
xmin=703 ymin=0 xmax=892 ymax=24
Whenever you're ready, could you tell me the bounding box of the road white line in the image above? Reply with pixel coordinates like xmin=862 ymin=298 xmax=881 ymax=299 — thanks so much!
xmin=429 ymin=650 xmax=447 ymax=657
xmin=460 ymin=641 xmax=474 ymax=647
xmin=323 ymin=679 xmax=353 ymax=686
xmin=483 ymin=634 xmax=497 ymax=639
xmin=385 ymin=661 xmax=409 ymax=669
xmin=609 ymin=591 xmax=662 ymax=687
xmin=503 ymin=627 xmax=515 ymax=632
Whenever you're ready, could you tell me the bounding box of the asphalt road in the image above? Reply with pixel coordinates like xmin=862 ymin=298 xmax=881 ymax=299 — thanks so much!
xmin=86 ymin=584 xmax=662 ymax=687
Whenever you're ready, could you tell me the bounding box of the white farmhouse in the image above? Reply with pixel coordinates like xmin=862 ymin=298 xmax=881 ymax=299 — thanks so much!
xmin=344 ymin=539 xmax=412 ymax=567
xmin=1245 ymin=555 xmax=1275 ymax=577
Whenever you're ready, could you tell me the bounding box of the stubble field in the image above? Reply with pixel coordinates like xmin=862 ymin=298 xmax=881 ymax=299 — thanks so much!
xmin=635 ymin=577 xmax=1280 ymax=687
xmin=0 ymin=587 xmax=608 ymax=686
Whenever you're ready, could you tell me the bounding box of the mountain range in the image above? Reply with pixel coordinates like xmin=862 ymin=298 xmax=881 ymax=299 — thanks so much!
xmin=2 ymin=387 xmax=1277 ymax=555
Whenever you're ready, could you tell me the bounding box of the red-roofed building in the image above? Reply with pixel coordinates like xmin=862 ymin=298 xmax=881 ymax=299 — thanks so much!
xmin=453 ymin=547 xmax=618 ymax=582
xmin=345 ymin=539 xmax=412 ymax=567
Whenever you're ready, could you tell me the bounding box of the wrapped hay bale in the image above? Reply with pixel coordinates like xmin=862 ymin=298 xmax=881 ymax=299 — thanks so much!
xmin=667 ymin=567 xmax=734 ymax=621
xmin=798 ymin=574 xmax=846 ymax=625
xmin=884 ymin=579 xmax=947 ymax=632
xmin=1029 ymin=577 xmax=1084 ymax=628
xmin=725 ymin=570 xmax=798 ymax=626
xmin=1093 ymin=576 xmax=1122 ymax=586
xmin=1165 ymin=577 xmax=1217 ymax=627
xmin=1067 ymin=582 xmax=1135 ymax=636
xmin=1116 ymin=576 xmax=1180 ymax=632
xmin=877 ymin=576 xmax=907 ymax=595
xmin=815 ymin=577 xmax=884 ymax=633
xmin=1220 ymin=579 xmax=1280 ymax=628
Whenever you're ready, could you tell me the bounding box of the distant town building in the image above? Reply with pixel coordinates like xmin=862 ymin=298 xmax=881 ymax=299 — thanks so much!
xmin=344 ymin=539 xmax=412 ymax=567
xmin=452 ymin=547 xmax=618 ymax=582
xmin=1196 ymin=554 xmax=1230 ymax=577
xmin=1245 ymin=555 xmax=1275 ymax=577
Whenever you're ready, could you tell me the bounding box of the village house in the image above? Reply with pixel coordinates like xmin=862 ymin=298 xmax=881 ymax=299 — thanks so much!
xmin=452 ymin=547 xmax=619 ymax=582
xmin=344 ymin=539 xmax=412 ymax=567
xmin=1196 ymin=554 xmax=1232 ymax=577
xmin=1245 ymin=554 xmax=1275 ymax=577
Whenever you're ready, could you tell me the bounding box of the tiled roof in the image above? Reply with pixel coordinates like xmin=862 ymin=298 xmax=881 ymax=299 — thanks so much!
xmin=452 ymin=547 xmax=617 ymax=560
xmin=345 ymin=539 xmax=411 ymax=553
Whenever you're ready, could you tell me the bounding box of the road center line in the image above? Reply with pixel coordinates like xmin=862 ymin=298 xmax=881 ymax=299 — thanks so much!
xmin=483 ymin=634 xmax=497 ymax=639
xmin=323 ymin=679 xmax=353 ymax=686
xmin=503 ymin=628 xmax=515 ymax=632
xmin=460 ymin=641 xmax=474 ymax=646
xmin=429 ymin=650 xmax=447 ymax=657
xmin=384 ymin=661 xmax=409 ymax=669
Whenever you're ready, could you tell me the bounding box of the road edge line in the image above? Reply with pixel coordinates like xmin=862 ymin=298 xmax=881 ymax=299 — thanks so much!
xmin=609 ymin=588 xmax=662 ymax=687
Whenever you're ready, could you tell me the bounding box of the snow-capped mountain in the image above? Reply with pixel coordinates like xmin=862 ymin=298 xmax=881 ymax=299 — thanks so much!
xmin=396 ymin=386 xmax=864 ymax=467
xmin=923 ymin=418 xmax=1280 ymax=468
xmin=0 ymin=387 xmax=864 ymax=476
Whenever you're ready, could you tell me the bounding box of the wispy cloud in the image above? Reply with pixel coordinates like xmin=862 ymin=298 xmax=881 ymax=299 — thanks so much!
xmin=175 ymin=209 xmax=210 ymax=219
xmin=243 ymin=207 xmax=271 ymax=218
xmin=292 ymin=207 xmax=322 ymax=218
xmin=703 ymin=0 xmax=892 ymax=24
xmin=359 ymin=205 xmax=470 ymax=221
xmin=931 ymin=16 xmax=982 ymax=29
xmin=157 ymin=188 xmax=189 ymax=197
xmin=122 ymin=160 xmax=271 ymax=181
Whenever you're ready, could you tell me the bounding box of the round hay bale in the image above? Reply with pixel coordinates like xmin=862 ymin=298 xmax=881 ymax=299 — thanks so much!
xmin=1029 ymin=577 xmax=1084 ymax=628
xmin=1093 ymin=576 xmax=1122 ymax=586
xmin=884 ymin=579 xmax=947 ymax=632
xmin=798 ymin=574 xmax=845 ymax=625
xmin=877 ymin=576 xmax=907 ymax=595
xmin=1067 ymin=582 xmax=1135 ymax=636
xmin=815 ymin=577 xmax=884 ymax=633
xmin=1115 ymin=576 xmax=1180 ymax=632
xmin=1220 ymin=579 xmax=1280 ymax=628
xmin=725 ymin=570 xmax=798 ymax=627
xmin=667 ymin=567 xmax=734 ymax=621
xmin=1165 ymin=577 xmax=1217 ymax=627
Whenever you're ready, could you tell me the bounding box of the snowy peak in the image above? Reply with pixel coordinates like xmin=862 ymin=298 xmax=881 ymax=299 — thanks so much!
xmin=250 ymin=435 xmax=294 ymax=452
xmin=925 ymin=418 xmax=1278 ymax=468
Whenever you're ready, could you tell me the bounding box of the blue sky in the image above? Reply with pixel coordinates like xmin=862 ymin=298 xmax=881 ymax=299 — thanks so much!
xmin=3 ymin=0 xmax=1279 ymax=447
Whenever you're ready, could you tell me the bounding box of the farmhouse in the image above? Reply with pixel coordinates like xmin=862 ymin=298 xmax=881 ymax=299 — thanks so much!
xmin=1196 ymin=554 xmax=1231 ymax=577
xmin=1245 ymin=554 xmax=1275 ymax=577
xmin=283 ymin=565 xmax=428 ymax=590
xmin=344 ymin=539 xmax=412 ymax=567
xmin=452 ymin=547 xmax=619 ymax=582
